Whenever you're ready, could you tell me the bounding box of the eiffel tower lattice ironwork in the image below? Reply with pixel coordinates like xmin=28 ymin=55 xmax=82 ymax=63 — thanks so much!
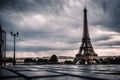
xmin=73 ymin=8 xmax=98 ymax=64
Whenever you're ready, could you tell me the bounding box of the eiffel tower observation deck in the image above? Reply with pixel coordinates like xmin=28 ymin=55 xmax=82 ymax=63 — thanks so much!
xmin=73 ymin=8 xmax=98 ymax=64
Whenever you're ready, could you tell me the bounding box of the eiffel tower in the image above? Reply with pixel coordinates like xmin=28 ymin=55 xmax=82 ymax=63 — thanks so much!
xmin=73 ymin=8 xmax=98 ymax=64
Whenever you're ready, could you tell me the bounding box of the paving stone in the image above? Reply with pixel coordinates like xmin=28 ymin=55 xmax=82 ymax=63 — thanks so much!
xmin=1 ymin=77 xmax=25 ymax=80
xmin=18 ymin=71 xmax=64 ymax=78
xmin=54 ymin=70 xmax=120 ymax=80
xmin=0 ymin=69 xmax=18 ymax=78
xmin=1 ymin=65 xmax=120 ymax=80
xmin=5 ymin=66 xmax=40 ymax=71
xmin=32 ymin=76 xmax=89 ymax=80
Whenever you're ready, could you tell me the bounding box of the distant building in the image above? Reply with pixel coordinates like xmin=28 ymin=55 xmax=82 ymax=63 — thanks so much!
xmin=0 ymin=25 xmax=6 ymax=66
xmin=98 ymin=56 xmax=120 ymax=59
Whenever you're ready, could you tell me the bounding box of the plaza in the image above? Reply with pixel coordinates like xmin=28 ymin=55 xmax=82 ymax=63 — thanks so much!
xmin=0 ymin=65 xmax=120 ymax=80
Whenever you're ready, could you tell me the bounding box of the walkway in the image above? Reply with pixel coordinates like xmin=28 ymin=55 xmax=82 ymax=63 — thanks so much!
xmin=0 ymin=65 xmax=120 ymax=80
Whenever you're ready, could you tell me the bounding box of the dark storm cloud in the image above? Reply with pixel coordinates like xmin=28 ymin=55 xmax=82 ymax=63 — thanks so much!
xmin=17 ymin=46 xmax=74 ymax=52
xmin=92 ymin=0 xmax=120 ymax=32
xmin=0 ymin=0 xmax=65 ymax=14
xmin=95 ymin=41 xmax=120 ymax=47
xmin=7 ymin=43 xmax=75 ymax=52
xmin=0 ymin=0 xmax=66 ymax=31
xmin=105 ymin=41 xmax=120 ymax=46
xmin=0 ymin=0 xmax=73 ymax=52
xmin=93 ymin=36 xmax=111 ymax=42
xmin=1 ymin=0 xmax=120 ymax=56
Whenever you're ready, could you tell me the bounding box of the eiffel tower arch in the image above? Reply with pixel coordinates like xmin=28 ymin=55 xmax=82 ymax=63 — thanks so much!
xmin=73 ymin=8 xmax=98 ymax=64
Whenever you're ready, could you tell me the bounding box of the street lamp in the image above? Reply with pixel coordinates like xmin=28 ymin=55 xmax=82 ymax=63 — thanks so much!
xmin=10 ymin=31 xmax=19 ymax=66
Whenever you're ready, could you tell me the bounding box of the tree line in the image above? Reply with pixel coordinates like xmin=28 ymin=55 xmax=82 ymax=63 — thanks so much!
xmin=5 ymin=55 xmax=120 ymax=64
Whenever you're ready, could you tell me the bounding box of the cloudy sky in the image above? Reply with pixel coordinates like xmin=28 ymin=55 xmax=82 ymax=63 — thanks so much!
xmin=0 ymin=0 xmax=120 ymax=57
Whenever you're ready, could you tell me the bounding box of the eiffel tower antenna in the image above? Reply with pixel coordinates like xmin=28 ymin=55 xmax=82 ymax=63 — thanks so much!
xmin=73 ymin=7 xmax=98 ymax=64
xmin=84 ymin=0 xmax=87 ymax=8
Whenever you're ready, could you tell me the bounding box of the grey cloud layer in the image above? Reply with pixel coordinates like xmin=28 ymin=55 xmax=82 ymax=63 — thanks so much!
xmin=92 ymin=0 xmax=120 ymax=32
xmin=0 ymin=0 xmax=120 ymax=55
xmin=0 ymin=0 xmax=65 ymax=13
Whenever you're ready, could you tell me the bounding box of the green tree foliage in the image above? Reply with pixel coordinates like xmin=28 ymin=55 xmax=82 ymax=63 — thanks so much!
xmin=114 ymin=57 xmax=120 ymax=64
xmin=6 ymin=57 xmax=13 ymax=62
xmin=99 ymin=57 xmax=120 ymax=64
xmin=37 ymin=58 xmax=48 ymax=64
xmin=49 ymin=55 xmax=59 ymax=64
xmin=93 ymin=59 xmax=100 ymax=63
xmin=64 ymin=60 xmax=74 ymax=64
xmin=24 ymin=58 xmax=35 ymax=63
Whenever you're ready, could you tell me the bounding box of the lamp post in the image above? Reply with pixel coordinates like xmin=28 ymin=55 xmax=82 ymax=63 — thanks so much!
xmin=10 ymin=32 xmax=19 ymax=66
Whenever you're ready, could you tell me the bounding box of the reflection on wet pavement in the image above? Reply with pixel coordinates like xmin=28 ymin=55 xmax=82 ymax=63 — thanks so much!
xmin=0 ymin=65 xmax=120 ymax=80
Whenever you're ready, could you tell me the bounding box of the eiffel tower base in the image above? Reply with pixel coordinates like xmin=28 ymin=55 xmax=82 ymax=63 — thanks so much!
xmin=74 ymin=55 xmax=98 ymax=64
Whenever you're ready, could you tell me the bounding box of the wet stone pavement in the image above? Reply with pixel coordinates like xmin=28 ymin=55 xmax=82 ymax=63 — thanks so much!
xmin=0 ymin=65 xmax=120 ymax=80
